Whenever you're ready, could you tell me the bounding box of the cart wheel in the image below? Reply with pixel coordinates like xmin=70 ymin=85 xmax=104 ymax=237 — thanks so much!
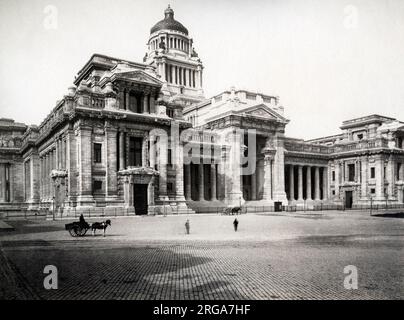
xmin=68 ymin=228 xmax=77 ymax=237
xmin=76 ymin=226 xmax=87 ymax=237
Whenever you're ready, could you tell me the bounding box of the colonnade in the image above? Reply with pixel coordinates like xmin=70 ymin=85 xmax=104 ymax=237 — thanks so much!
xmin=184 ymin=163 xmax=219 ymax=201
xmin=39 ymin=136 xmax=66 ymax=201
xmin=121 ymin=90 xmax=156 ymax=114
xmin=286 ymin=164 xmax=328 ymax=201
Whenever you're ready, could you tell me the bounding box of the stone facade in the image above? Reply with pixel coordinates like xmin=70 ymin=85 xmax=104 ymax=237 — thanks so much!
xmin=1 ymin=6 xmax=404 ymax=215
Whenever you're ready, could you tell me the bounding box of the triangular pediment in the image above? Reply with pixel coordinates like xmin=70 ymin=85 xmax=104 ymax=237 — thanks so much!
xmin=118 ymin=70 xmax=162 ymax=86
xmin=237 ymin=104 xmax=286 ymax=122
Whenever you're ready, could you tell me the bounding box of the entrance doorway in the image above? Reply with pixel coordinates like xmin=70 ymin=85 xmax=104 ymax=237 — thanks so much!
xmin=345 ymin=191 xmax=353 ymax=209
xmin=133 ymin=184 xmax=148 ymax=215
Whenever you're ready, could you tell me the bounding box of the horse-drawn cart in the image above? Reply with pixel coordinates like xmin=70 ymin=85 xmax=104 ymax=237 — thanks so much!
xmin=65 ymin=220 xmax=91 ymax=237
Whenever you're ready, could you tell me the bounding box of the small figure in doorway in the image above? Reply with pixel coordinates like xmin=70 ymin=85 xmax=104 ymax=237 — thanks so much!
xmin=233 ymin=218 xmax=239 ymax=232
xmin=185 ymin=219 xmax=190 ymax=235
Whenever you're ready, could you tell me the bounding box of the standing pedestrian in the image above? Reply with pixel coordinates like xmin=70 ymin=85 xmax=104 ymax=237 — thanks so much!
xmin=185 ymin=219 xmax=190 ymax=234
xmin=233 ymin=218 xmax=239 ymax=232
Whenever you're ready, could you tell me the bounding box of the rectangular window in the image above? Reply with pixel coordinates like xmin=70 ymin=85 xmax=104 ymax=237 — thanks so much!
xmin=5 ymin=164 xmax=10 ymax=202
xmin=167 ymin=182 xmax=173 ymax=192
xmin=332 ymin=171 xmax=335 ymax=181
xmin=168 ymin=149 xmax=172 ymax=165
xmin=129 ymin=137 xmax=143 ymax=167
xmin=397 ymin=163 xmax=402 ymax=180
xmin=370 ymin=167 xmax=375 ymax=179
xmin=93 ymin=180 xmax=102 ymax=191
xmin=166 ymin=108 xmax=174 ymax=118
xmin=94 ymin=143 xmax=102 ymax=163
xmin=348 ymin=164 xmax=355 ymax=182
xmin=371 ymin=188 xmax=375 ymax=194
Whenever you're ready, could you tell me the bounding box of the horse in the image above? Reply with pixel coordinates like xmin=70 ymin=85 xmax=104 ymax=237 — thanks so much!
xmin=91 ymin=220 xmax=111 ymax=237
xmin=231 ymin=206 xmax=242 ymax=215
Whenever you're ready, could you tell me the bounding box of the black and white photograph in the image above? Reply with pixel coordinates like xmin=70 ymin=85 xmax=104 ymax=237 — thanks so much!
xmin=0 ymin=0 xmax=403 ymax=311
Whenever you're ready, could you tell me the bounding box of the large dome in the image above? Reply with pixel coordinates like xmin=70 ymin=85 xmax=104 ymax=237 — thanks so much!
xmin=150 ymin=5 xmax=189 ymax=35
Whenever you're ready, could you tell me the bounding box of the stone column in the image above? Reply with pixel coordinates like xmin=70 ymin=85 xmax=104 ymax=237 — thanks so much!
xmin=41 ymin=157 xmax=45 ymax=199
xmin=55 ymin=139 xmax=60 ymax=170
xmin=119 ymin=131 xmax=125 ymax=171
xmin=77 ymin=125 xmax=94 ymax=205
xmin=306 ymin=166 xmax=312 ymax=200
xmin=184 ymin=164 xmax=191 ymax=200
xmin=171 ymin=65 xmax=176 ymax=85
xmin=226 ymin=130 xmax=242 ymax=203
xmin=30 ymin=152 xmax=40 ymax=205
xmin=387 ymin=155 xmax=395 ymax=200
xmin=175 ymin=141 xmax=185 ymax=201
xmin=148 ymin=176 xmax=155 ymax=207
xmin=334 ymin=162 xmax=340 ymax=200
xmin=48 ymin=152 xmax=52 ymax=199
xmin=185 ymin=68 xmax=189 ymax=87
xmin=66 ymin=128 xmax=77 ymax=204
xmin=44 ymin=154 xmax=48 ymax=199
xmin=289 ymin=165 xmax=294 ymax=201
xmin=218 ymin=146 xmax=228 ymax=201
xmin=251 ymin=168 xmax=257 ymax=201
xmin=298 ymin=165 xmax=303 ymax=201
xmin=125 ymin=91 xmax=130 ymax=110
xmin=322 ymin=167 xmax=328 ymax=200
xmin=314 ymin=166 xmax=320 ymax=200
xmin=143 ymin=94 xmax=149 ymax=113
xmin=149 ymin=135 xmax=156 ymax=169
xmin=197 ymin=66 xmax=202 ymax=88
xmin=401 ymin=161 xmax=404 ymax=181
xmin=0 ymin=164 xmax=5 ymax=202
xmin=361 ymin=156 xmax=368 ymax=199
xmin=262 ymin=154 xmax=272 ymax=200
xmin=198 ymin=163 xmax=204 ymax=201
xmin=9 ymin=164 xmax=14 ymax=202
xmin=211 ymin=163 xmax=217 ymax=201
xmin=63 ymin=138 xmax=67 ymax=169
xmin=375 ymin=155 xmax=385 ymax=200
xmin=105 ymin=125 xmax=118 ymax=200
xmin=272 ymin=133 xmax=288 ymax=201
xmin=158 ymin=135 xmax=169 ymax=201
xmin=162 ymin=61 xmax=167 ymax=82
xmin=150 ymin=95 xmax=156 ymax=114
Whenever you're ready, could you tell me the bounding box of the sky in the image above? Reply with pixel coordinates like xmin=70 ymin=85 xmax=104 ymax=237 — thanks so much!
xmin=0 ymin=0 xmax=404 ymax=139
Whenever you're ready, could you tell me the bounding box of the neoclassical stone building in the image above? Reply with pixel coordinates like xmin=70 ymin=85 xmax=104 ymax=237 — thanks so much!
xmin=1 ymin=6 xmax=404 ymax=216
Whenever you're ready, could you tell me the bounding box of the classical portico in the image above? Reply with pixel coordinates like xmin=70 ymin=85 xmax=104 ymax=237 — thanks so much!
xmin=284 ymin=163 xmax=329 ymax=206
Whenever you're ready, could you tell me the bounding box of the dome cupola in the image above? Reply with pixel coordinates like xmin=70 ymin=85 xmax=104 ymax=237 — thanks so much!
xmin=150 ymin=5 xmax=189 ymax=35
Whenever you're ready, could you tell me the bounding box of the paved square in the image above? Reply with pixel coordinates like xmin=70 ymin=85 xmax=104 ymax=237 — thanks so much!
xmin=0 ymin=211 xmax=403 ymax=300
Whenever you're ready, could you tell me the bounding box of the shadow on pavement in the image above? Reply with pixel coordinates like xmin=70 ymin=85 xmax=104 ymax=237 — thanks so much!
xmin=372 ymin=212 xmax=404 ymax=218
xmin=2 ymin=245 xmax=248 ymax=300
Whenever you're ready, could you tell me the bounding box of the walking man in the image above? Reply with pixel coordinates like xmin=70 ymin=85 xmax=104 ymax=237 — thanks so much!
xmin=233 ymin=218 xmax=239 ymax=232
xmin=185 ymin=219 xmax=190 ymax=235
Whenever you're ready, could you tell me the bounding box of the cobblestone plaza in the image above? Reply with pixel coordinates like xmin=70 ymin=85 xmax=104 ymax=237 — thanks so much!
xmin=1 ymin=212 xmax=403 ymax=300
